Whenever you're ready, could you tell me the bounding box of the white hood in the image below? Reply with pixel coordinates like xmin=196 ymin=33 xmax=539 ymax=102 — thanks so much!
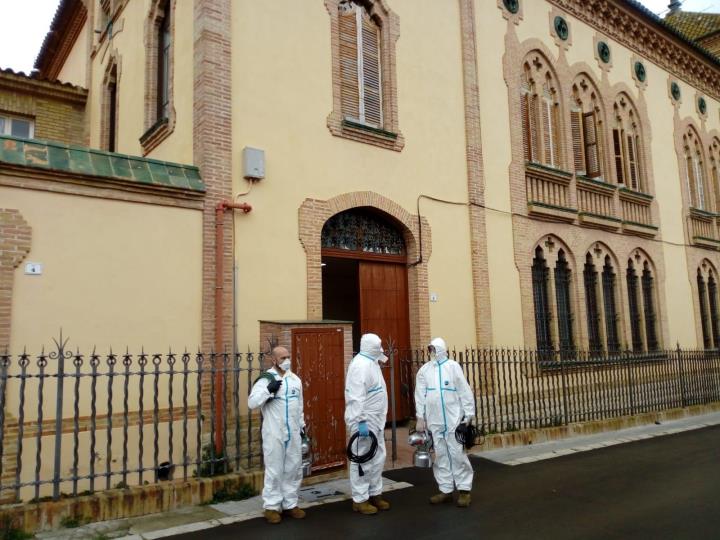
xmin=429 ymin=337 xmax=448 ymax=361
xmin=360 ymin=333 xmax=387 ymax=362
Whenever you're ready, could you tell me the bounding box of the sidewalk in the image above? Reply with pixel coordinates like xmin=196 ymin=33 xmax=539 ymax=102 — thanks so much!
xmin=33 ymin=412 xmax=720 ymax=539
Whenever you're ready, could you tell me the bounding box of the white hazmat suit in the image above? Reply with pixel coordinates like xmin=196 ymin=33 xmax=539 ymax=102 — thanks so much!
xmin=414 ymin=337 xmax=475 ymax=494
xmin=248 ymin=366 xmax=305 ymax=511
xmin=345 ymin=334 xmax=388 ymax=504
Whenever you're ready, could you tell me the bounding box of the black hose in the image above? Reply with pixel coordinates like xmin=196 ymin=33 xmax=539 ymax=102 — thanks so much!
xmin=455 ymin=422 xmax=477 ymax=450
xmin=346 ymin=431 xmax=379 ymax=469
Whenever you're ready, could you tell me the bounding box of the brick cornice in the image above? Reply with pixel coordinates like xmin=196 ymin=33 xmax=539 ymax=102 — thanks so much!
xmin=0 ymin=73 xmax=87 ymax=105
xmin=548 ymin=0 xmax=720 ymax=101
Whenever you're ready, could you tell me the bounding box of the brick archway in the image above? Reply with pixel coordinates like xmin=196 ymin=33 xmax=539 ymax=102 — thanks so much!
xmin=298 ymin=192 xmax=430 ymax=348
xmin=0 ymin=209 xmax=31 ymax=350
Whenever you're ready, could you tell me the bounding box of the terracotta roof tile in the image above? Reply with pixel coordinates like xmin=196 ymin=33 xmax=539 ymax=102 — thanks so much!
xmin=664 ymin=10 xmax=720 ymax=41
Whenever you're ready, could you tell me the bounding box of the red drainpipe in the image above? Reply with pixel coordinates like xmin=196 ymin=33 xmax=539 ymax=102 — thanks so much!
xmin=214 ymin=201 xmax=252 ymax=454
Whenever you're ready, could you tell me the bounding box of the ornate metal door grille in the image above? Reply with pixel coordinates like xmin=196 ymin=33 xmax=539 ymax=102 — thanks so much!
xmin=583 ymin=254 xmax=602 ymax=355
xmin=554 ymin=250 xmax=575 ymax=356
xmin=697 ymin=271 xmax=711 ymax=349
xmin=602 ymin=256 xmax=620 ymax=355
xmin=321 ymin=209 xmax=405 ymax=255
xmin=641 ymin=263 xmax=659 ymax=352
xmin=532 ymin=247 xmax=553 ymax=353
xmin=627 ymin=261 xmax=643 ymax=353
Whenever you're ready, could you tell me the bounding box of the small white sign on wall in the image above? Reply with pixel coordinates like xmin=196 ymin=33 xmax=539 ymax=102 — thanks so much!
xmin=430 ymin=293 xmax=438 ymax=303
xmin=24 ymin=262 xmax=43 ymax=275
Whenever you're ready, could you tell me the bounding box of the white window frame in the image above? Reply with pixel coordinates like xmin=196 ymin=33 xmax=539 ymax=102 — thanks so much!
xmin=0 ymin=113 xmax=35 ymax=139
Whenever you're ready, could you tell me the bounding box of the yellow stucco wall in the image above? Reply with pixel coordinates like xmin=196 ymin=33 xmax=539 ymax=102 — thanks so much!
xmin=56 ymin=19 xmax=89 ymax=88
xmin=2 ymin=185 xmax=203 ymax=354
xmin=229 ymin=0 xmax=477 ymax=348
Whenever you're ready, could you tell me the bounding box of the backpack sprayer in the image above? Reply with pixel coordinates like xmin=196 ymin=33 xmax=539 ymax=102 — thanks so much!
xmin=408 ymin=429 xmax=434 ymax=468
xmin=301 ymin=430 xmax=313 ymax=477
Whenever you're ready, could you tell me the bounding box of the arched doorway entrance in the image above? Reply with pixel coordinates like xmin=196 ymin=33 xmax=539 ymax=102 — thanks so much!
xmin=320 ymin=208 xmax=411 ymax=419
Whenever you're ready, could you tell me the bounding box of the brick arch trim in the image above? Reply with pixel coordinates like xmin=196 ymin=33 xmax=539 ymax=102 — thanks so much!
xmin=298 ymin=191 xmax=431 ymax=348
xmin=0 ymin=209 xmax=31 ymax=350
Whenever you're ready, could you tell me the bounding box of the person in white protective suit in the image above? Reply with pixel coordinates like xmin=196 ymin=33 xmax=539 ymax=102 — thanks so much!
xmin=248 ymin=346 xmax=306 ymax=524
xmin=414 ymin=337 xmax=475 ymax=507
xmin=344 ymin=333 xmax=391 ymax=515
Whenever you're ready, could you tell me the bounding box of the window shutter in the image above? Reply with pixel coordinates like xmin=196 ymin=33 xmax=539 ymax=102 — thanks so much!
xmin=686 ymin=155 xmax=698 ymax=207
xmin=571 ymin=110 xmax=584 ymax=174
xmin=613 ymin=129 xmax=624 ymax=184
xmin=339 ymin=8 xmax=360 ymax=121
xmin=529 ymin=94 xmax=540 ymax=162
xmin=634 ymin=134 xmax=643 ymax=191
xmin=360 ymin=12 xmax=382 ymax=127
xmin=694 ymin=155 xmax=706 ymax=210
xmin=583 ymin=112 xmax=601 ymax=178
xmin=542 ymin=98 xmax=554 ymax=167
xmin=626 ymin=134 xmax=638 ymax=190
xmin=522 ymin=92 xmax=532 ymax=161
xmin=551 ymin=103 xmax=561 ymax=168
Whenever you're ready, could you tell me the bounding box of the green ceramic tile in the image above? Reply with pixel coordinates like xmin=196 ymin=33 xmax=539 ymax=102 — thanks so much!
xmin=24 ymin=142 xmax=49 ymax=167
xmin=129 ymin=159 xmax=153 ymax=184
xmin=90 ymin=152 xmax=113 ymax=177
xmin=110 ymin=156 xmax=132 ymax=178
xmin=185 ymin=168 xmax=205 ymax=191
xmin=68 ymin=149 xmax=93 ymax=175
xmin=168 ymin=170 xmax=190 ymax=189
xmin=148 ymin=162 xmax=171 ymax=185
xmin=47 ymin=145 xmax=70 ymax=171
xmin=1 ymin=138 xmax=25 ymax=165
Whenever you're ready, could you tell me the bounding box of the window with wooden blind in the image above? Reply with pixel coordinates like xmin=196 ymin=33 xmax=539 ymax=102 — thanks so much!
xmin=626 ymin=260 xmax=643 ymax=353
xmin=339 ymin=2 xmax=382 ymax=127
xmin=328 ymin=0 xmax=402 ymax=150
xmin=601 ymin=256 xmax=620 ymax=355
xmin=570 ymin=76 xmax=605 ymax=179
xmin=554 ymin=249 xmax=575 ymax=355
xmin=521 ymin=53 xmax=562 ymax=169
xmin=683 ymin=128 xmax=709 ymax=210
xmin=532 ymin=246 xmax=553 ymax=353
xmin=612 ymin=94 xmax=645 ymax=192
xmin=641 ymin=262 xmax=658 ymax=352
xmin=698 ymin=269 xmax=711 ymax=349
xmin=584 ymin=254 xmax=602 ymax=354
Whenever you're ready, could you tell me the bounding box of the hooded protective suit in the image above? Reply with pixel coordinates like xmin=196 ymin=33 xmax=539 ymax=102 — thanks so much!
xmin=345 ymin=333 xmax=388 ymax=504
xmin=414 ymin=337 xmax=475 ymax=493
xmin=248 ymin=366 xmax=305 ymax=511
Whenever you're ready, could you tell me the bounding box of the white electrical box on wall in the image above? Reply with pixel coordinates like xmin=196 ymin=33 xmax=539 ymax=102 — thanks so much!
xmin=25 ymin=262 xmax=43 ymax=275
xmin=242 ymin=147 xmax=265 ymax=180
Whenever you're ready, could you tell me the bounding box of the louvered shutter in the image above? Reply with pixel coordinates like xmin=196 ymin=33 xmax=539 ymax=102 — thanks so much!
xmin=613 ymin=129 xmax=624 ymax=184
xmin=627 ymin=134 xmax=638 ymax=190
xmin=583 ymin=112 xmax=601 ymax=177
xmin=542 ymin=98 xmax=553 ymax=166
xmin=521 ymin=92 xmax=532 ymax=161
xmin=571 ymin=110 xmax=584 ymax=173
xmin=551 ymin=103 xmax=561 ymax=168
xmin=529 ymin=94 xmax=539 ymax=162
xmin=360 ymin=12 xmax=382 ymax=127
xmin=687 ymin=155 xmax=698 ymax=207
xmin=339 ymin=7 xmax=360 ymax=121
xmin=695 ymin=155 xmax=706 ymax=209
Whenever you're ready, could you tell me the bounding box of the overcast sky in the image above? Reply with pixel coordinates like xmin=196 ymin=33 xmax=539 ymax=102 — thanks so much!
xmin=0 ymin=0 xmax=718 ymax=74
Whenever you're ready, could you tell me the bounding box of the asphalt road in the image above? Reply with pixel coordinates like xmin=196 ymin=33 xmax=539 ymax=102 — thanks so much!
xmin=174 ymin=425 xmax=720 ymax=540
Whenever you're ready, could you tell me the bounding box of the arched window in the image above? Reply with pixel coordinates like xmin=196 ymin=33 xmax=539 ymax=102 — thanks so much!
xmin=641 ymin=261 xmax=659 ymax=352
xmin=584 ymin=253 xmax=602 ymax=353
xmin=321 ymin=208 xmax=405 ymax=256
xmin=683 ymin=127 xmax=709 ymax=210
xmin=696 ymin=262 xmax=720 ymax=349
xmin=532 ymin=246 xmax=553 ymax=353
xmin=697 ymin=268 xmax=711 ymax=348
xmin=339 ymin=0 xmax=382 ymax=127
xmin=102 ymin=62 xmax=119 ymax=152
xmin=602 ymin=255 xmax=621 ymax=355
xmin=555 ymin=249 xmax=574 ymax=353
xmin=571 ymin=75 xmax=605 ymax=179
xmin=521 ymin=52 xmax=562 ymax=168
xmin=626 ymin=259 xmax=643 ymax=352
xmin=612 ymin=94 xmax=645 ymax=192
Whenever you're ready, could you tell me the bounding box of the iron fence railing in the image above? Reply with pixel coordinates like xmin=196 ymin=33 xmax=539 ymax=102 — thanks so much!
xmin=395 ymin=347 xmax=720 ymax=436
xmin=1 ymin=335 xmax=719 ymax=505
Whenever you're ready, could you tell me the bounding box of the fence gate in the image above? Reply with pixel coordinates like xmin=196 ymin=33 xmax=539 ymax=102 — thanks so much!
xmin=292 ymin=327 xmax=346 ymax=471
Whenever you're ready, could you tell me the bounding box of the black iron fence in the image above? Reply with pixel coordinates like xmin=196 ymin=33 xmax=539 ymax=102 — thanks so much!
xmin=397 ymin=347 xmax=720 ymax=435
xmin=1 ymin=336 xmax=719 ymax=505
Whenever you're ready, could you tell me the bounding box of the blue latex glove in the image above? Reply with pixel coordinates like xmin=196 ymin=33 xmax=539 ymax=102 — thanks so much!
xmin=358 ymin=421 xmax=369 ymax=438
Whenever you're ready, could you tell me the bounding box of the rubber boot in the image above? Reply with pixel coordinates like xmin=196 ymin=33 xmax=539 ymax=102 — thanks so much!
xmin=352 ymin=500 xmax=378 ymax=515
xmin=284 ymin=507 xmax=306 ymax=519
xmin=456 ymin=491 xmax=471 ymax=507
xmin=370 ymin=495 xmax=391 ymax=510
xmin=264 ymin=510 xmax=282 ymax=524
xmin=429 ymin=492 xmax=453 ymax=505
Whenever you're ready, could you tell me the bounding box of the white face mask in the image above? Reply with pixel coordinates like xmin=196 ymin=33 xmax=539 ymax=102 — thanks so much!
xmin=378 ymin=353 xmax=389 ymax=364
xmin=279 ymin=358 xmax=291 ymax=371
